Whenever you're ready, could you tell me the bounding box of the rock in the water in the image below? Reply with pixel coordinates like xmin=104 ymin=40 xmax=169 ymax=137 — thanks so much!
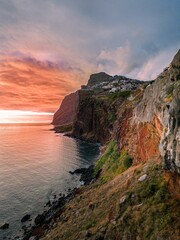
xmin=69 ymin=165 xmax=95 ymax=185
xmin=34 ymin=214 xmax=45 ymax=225
xmin=46 ymin=200 xmax=51 ymax=207
xmin=69 ymin=168 xmax=87 ymax=175
xmin=138 ymin=174 xmax=147 ymax=182
xmin=21 ymin=214 xmax=31 ymax=222
xmin=0 ymin=223 xmax=9 ymax=229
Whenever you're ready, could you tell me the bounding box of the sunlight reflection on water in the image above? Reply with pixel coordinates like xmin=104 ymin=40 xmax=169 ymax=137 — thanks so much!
xmin=0 ymin=124 xmax=99 ymax=239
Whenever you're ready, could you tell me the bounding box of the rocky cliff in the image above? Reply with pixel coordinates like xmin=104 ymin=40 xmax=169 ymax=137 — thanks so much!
xmin=133 ymin=50 xmax=180 ymax=174
xmin=46 ymin=50 xmax=180 ymax=240
xmin=52 ymin=72 xmax=144 ymax=129
xmin=52 ymin=91 xmax=79 ymax=126
xmin=87 ymin=72 xmax=112 ymax=87
xmin=53 ymin=52 xmax=180 ymax=175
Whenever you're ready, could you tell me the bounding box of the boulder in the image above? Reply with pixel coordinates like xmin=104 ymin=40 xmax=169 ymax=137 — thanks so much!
xmin=21 ymin=214 xmax=31 ymax=222
xmin=0 ymin=222 xmax=9 ymax=229
xmin=34 ymin=214 xmax=45 ymax=225
xmin=138 ymin=174 xmax=147 ymax=182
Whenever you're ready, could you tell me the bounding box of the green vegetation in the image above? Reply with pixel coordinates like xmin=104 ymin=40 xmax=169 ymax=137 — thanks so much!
xmin=110 ymin=90 xmax=132 ymax=101
xmin=44 ymin=159 xmax=180 ymax=240
xmin=94 ymin=140 xmax=133 ymax=182
xmin=118 ymin=164 xmax=180 ymax=239
xmin=108 ymin=112 xmax=117 ymax=123
xmin=85 ymin=218 xmax=97 ymax=229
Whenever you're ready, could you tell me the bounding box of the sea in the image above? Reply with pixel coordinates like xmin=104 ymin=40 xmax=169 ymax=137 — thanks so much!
xmin=0 ymin=123 xmax=100 ymax=239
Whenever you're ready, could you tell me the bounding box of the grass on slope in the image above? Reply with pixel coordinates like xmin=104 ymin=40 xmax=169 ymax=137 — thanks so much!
xmin=94 ymin=140 xmax=133 ymax=183
xmin=43 ymin=161 xmax=180 ymax=240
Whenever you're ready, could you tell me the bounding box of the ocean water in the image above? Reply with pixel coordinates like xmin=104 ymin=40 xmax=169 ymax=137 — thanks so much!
xmin=0 ymin=124 xmax=100 ymax=239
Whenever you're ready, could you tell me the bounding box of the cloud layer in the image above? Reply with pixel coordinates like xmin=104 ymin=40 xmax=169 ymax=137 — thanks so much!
xmin=0 ymin=0 xmax=180 ymax=111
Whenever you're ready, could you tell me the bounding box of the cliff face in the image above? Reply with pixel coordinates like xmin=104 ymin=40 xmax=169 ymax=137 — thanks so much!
xmin=53 ymin=72 xmax=144 ymax=142
xmin=133 ymin=50 xmax=180 ymax=174
xmin=72 ymin=91 xmax=117 ymax=144
xmin=44 ymin=51 xmax=180 ymax=240
xmin=53 ymin=51 xmax=180 ymax=176
xmin=52 ymin=91 xmax=79 ymax=126
xmin=72 ymin=74 xmax=144 ymax=143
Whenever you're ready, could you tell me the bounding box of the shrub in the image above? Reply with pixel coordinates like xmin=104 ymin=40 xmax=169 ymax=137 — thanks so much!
xmin=110 ymin=90 xmax=132 ymax=101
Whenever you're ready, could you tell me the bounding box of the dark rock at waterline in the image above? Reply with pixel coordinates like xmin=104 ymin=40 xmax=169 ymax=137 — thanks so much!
xmin=46 ymin=200 xmax=51 ymax=207
xmin=80 ymin=165 xmax=94 ymax=185
xmin=0 ymin=223 xmax=9 ymax=229
xmin=69 ymin=165 xmax=95 ymax=185
xmin=23 ymin=187 xmax=82 ymax=239
xmin=69 ymin=168 xmax=87 ymax=175
xmin=21 ymin=214 xmax=31 ymax=223
xmin=34 ymin=214 xmax=45 ymax=225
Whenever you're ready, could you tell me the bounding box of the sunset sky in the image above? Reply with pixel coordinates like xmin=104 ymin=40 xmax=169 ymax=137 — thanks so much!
xmin=0 ymin=0 xmax=180 ymax=114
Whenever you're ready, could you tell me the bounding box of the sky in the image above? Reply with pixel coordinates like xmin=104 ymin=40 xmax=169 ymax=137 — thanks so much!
xmin=0 ymin=0 xmax=180 ymax=113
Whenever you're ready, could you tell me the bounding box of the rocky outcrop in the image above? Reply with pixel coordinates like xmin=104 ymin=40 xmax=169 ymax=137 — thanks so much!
xmin=83 ymin=72 xmax=144 ymax=92
xmin=133 ymin=50 xmax=180 ymax=174
xmin=52 ymin=91 xmax=79 ymax=126
xmin=87 ymin=72 xmax=112 ymax=87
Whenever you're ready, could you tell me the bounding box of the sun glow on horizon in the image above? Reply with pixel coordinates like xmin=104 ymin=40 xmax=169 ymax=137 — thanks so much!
xmin=0 ymin=110 xmax=53 ymax=123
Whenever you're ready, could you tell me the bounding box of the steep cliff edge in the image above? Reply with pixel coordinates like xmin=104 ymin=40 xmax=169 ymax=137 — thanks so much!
xmin=52 ymin=91 xmax=79 ymax=126
xmin=44 ymin=51 xmax=180 ymax=240
xmin=133 ymin=50 xmax=180 ymax=174
xmin=78 ymin=73 xmax=144 ymax=143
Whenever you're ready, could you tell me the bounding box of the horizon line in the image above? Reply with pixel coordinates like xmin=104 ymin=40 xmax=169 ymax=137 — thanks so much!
xmin=0 ymin=110 xmax=54 ymax=116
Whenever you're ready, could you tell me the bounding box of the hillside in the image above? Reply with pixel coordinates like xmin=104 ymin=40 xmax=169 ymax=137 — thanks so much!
xmin=41 ymin=50 xmax=180 ymax=240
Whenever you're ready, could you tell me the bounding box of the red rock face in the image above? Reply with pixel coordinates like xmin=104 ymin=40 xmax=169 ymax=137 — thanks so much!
xmin=52 ymin=91 xmax=79 ymax=126
xmin=136 ymin=122 xmax=161 ymax=162
xmin=116 ymin=107 xmax=161 ymax=164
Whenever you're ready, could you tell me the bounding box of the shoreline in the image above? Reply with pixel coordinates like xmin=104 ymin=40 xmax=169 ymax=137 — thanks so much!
xmin=0 ymin=129 xmax=101 ymax=240
xmin=18 ymin=131 xmax=101 ymax=240
xmin=22 ymin=164 xmax=98 ymax=240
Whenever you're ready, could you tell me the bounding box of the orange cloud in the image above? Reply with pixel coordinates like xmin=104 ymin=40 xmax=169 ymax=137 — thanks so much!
xmin=0 ymin=55 xmax=84 ymax=112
